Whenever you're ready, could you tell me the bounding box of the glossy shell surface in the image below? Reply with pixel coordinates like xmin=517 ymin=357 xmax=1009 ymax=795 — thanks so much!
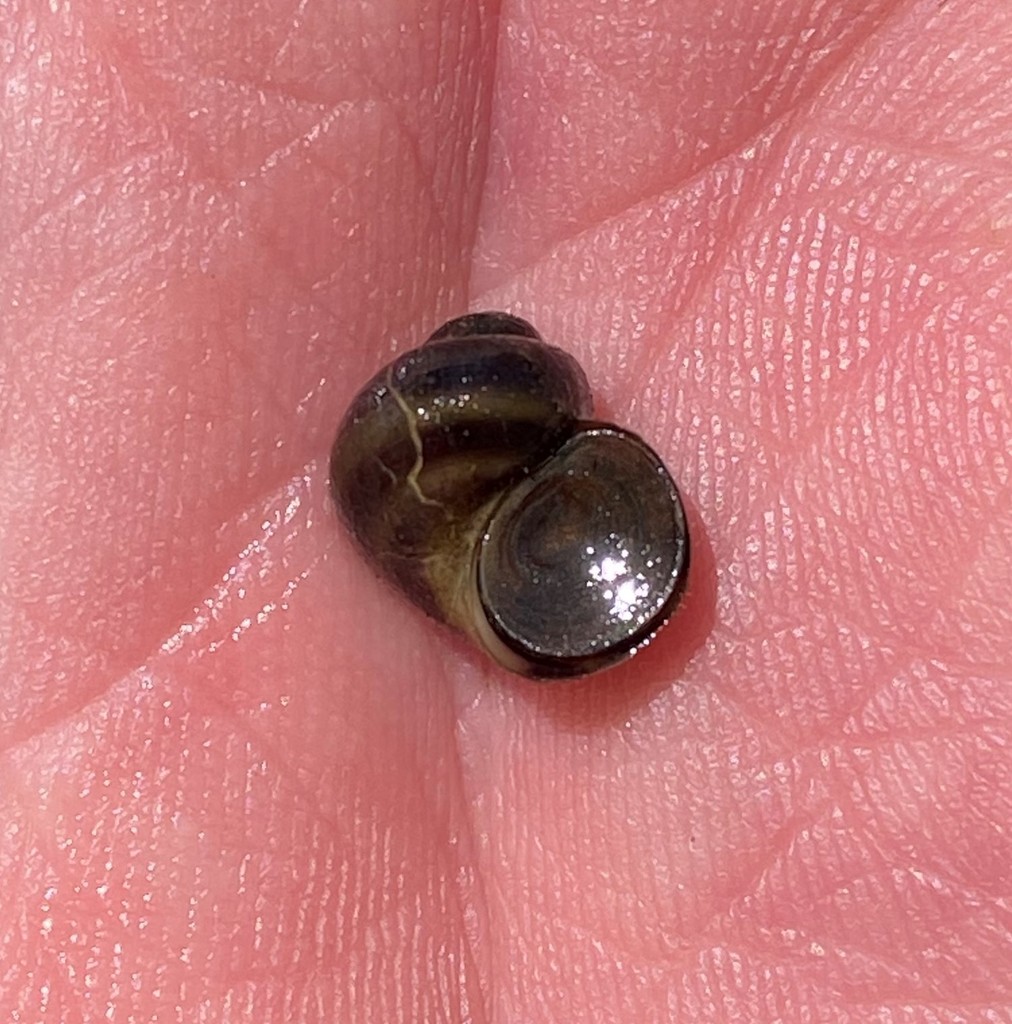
xmin=330 ymin=312 xmax=689 ymax=678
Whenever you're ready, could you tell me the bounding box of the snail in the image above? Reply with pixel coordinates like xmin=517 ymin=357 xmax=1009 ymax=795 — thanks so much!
xmin=329 ymin=311 xmax=690 ymax=679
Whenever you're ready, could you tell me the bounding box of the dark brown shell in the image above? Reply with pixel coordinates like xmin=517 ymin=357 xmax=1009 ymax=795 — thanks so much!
xmin=329 ymin=312 xmax=689 ymax=678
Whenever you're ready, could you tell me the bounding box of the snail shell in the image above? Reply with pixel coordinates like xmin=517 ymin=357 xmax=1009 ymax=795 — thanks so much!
xmin=329 ymin=311 xmax=689 ymax=679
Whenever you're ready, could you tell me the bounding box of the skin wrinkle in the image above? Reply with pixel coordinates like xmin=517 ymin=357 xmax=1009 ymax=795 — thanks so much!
xmin=725 ymin=630 xmax=930 ymax=745
xmin=430 ymin=713 xmax=496 ymax=1024
xmin=703 ymin=672 xmax=801 ymax=752
xmin=6 ymin=147 xmax=173 ymax=256
xmin=699 ymin=802 xmax=838 ymax=931
xmin=91 ymin=9 xmax=466 ymax=285
xmin=475 ymin=0 xmax=905 ymax=288
xmin=2 ymin=0 xmax=489 ymax=753
xmin=0 ymin=464 xmax=316 ymax=743
xmin=261 ymin=0 xmax=313 ymax=74
xmin=489 ymin=165 xmax=1009 ymax=566
xmin=483 ymin=123 xmax=781 ymax=295
xmin=89 ymin=11 xmax=390 ymax=128
xmin=722 ymin=350 xmax=1006 ymax=613
xmin=425 ymin=4 xmax=504 ymax=1009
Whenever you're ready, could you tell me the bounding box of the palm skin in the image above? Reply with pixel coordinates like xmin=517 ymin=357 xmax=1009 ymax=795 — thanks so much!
xmin=1 ymin=0 xmax=1010 ymax=1020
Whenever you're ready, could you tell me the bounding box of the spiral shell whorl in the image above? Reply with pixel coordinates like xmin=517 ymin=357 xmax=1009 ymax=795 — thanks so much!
xmin=330 ymin=312 xmax=689 ymax=679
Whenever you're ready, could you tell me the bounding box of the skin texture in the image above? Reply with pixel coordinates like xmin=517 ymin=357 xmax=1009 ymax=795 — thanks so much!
xmin=1 ymin=0 xmax=1010 ymax=1020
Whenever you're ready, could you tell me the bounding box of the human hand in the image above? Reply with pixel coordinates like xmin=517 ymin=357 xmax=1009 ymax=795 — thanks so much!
xmin=2 ymin=1 xmax=1010 ymax=1020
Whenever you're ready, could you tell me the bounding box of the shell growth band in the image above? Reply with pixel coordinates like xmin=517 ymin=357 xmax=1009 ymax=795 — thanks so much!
xmin=329 ymin=311 xmax=690 ymax=679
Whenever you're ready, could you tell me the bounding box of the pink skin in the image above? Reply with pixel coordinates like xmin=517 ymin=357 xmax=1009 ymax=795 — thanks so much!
xmin=1 ymin=0 xmax=1010 ymax=1019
